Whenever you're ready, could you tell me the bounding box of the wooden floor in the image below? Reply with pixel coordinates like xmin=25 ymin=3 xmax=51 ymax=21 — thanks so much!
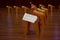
xmin=0 ymin=8 xmax=60 ymax=40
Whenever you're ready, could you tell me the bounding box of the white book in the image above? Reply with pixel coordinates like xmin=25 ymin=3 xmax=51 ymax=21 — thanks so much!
xmin=22 ymin=13 xmax=37 ymax=23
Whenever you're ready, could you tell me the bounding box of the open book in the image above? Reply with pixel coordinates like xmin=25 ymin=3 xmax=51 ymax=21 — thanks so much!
xmin=22 ymin=13 xmax=37 ymax=23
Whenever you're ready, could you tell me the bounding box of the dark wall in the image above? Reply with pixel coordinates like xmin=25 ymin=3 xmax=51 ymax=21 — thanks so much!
xmin=0 ymin=0 xmax=60 ymax=8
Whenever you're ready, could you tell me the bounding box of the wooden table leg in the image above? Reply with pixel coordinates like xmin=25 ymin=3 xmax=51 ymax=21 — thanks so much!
xmin=14 ymin=6 xmax=19 ymax=18
xmin=6 ymin=6 xmax=12 ymax=16
xmin=39 ymin=16 xmax=45 ymax=38
xmin=23 ymin=21 xmax=29 ymax=35
xmin=33 ymin=19 xmax=39 ymax=36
